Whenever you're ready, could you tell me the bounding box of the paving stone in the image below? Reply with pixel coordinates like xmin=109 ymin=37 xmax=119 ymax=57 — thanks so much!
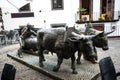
xmin=7 ymin=49 xmax=100 ymax=80
xmin=1 ymin=39 xmax=120 ymax=80
xmin=0 ymin=44 xmax=53 ymax=80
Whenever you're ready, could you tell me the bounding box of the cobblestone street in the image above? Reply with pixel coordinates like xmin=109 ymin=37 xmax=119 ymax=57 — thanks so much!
xmin=0 ymin=44 xmax=53 ymax=80
xmin=0 ymin=0 xmax=120 ymax=79
xmin=0 ymin=39 xmax=120 ymax=80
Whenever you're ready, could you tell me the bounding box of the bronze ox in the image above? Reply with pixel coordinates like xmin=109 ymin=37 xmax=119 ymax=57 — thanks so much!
xmin=18 ymin=24 xmax=114 ymax=64
xmin=18 ymin=25 xmax=113 ymax=63
xmin=37 ymin=27 xmax=100 ymax=74
xmin=17 ymin=24 xmax=114 ymax=74
xmin=76 ymin=30 xmax=114 ymax=64
xmin=84 ymin=23 xmax=114 ymax=50
xmin=58 ymin=26 xmax=114 ymax=64
xmin=78 ymin=23 xmax=115 ymax=62
xmin=57 ymin=26 xmax=114 ymax=64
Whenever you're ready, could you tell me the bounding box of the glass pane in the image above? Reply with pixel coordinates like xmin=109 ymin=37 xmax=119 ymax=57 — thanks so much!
xmin=52 ymin=0 xmax=63 ymax=9
xmin=82 ymin=0 xmax=89 ymax=14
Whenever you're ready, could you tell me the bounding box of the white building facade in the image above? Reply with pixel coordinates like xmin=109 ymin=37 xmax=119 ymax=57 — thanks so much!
xmin=0 ymin=0 xmax=120 ymax=37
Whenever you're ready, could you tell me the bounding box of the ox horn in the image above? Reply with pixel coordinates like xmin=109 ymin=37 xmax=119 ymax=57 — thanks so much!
xmin=104 ymin=30 xmax=115 ymax=36
xmin=94 ymin=30 xmax=103 ymax=35
xmin=87 ymin=28 xmax=103 ymax=35
xmin=71 ymin=32 xmax=97 ymax=40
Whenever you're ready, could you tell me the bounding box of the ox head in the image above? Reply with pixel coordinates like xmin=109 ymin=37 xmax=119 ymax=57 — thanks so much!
xmin=68 ymin=32 xmax=98 ymax=62
xmin=92 ymin=30 xmax=115 ymax=50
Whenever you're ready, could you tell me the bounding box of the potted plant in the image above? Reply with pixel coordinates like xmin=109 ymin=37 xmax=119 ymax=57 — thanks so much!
xmin=77 ymin=8 xmax=90 ymax=21
xmin=77 ymin=8 xmax=87 ymax=15
xmin=99 ymin=14 xmax=106 ymax=21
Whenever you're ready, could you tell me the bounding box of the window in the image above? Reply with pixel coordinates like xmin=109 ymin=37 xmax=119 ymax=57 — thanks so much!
xmin=80 ymin=0 xmax=93 ymax=21
xmin=51 ymin=23 xmax=66 ymax=28
xmin=51 ymin=0 xmax=64 ymax=10
xmin=101 ymin=0 xmax=107 ymax=14
xmin=11 ymin=12 xmax=34 ymax=18
xmin=11 ymin=3 xmax=34 ymax=18
xmin=81 ymin=0 xmax=90 ymax=15
xmin=100 ymin=0 xmax=114 ymax=20
xmin=19 ymin=3 xmax=31 ymax=12
xmin=108 ymin=0 xmax=112 ymax=11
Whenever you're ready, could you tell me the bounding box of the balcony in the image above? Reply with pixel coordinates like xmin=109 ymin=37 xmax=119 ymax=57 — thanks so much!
xmin=75 ymin=11 xmax=120 ymax=24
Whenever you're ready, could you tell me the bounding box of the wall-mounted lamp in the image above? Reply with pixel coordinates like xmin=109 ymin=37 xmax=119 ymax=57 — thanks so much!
xmin=4 ymin=11 xmax=9 ymax=15
xmin=39 ymin=10 xmax=42 ymax=13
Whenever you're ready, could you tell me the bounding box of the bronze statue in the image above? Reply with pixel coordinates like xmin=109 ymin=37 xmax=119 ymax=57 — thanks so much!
xmin=18 ymin=24 xmax=38 ymax=58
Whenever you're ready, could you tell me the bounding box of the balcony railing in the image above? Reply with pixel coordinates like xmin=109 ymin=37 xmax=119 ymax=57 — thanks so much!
xmin=75 ymin=11 xmax=120 ymax=23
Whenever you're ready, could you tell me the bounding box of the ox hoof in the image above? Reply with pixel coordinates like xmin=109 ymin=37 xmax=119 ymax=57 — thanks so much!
xmin=72 ymin=70 xmax=78 ymax=74
xmin=77 ymin=61 xmax=81 ymax=65
xmin=43 ymin=50 xmax=49 ymax=54
xmin=40 ymin=57 xmax=45 ymax=61
xmin=90 ymin=58 xmax=97 ymax=64
xmin=76 ymin=59 xmax=81 ymax=65
xmin=42 ymin=58 xmax=45 ymax=61
xmin=18 ymin=49 xmax=23 ymax=58
xmin=39 ymin=63 xmax=44 ymax=67
xmin=19 ymin=55 xmax=23 ymax=58
xmin=84 ymin=57 xmax=89 ymax=61
xmin=91 ymin=60 xmax=97 ymax=64
xmin=53 ymin=66 xmax=59 ymax=72
xmin=92 ymin=61 xmax=97 ymax=64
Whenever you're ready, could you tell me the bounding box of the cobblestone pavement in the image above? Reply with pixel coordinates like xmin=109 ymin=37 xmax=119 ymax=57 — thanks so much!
xmin=0 ymin=44 xmax=53 ymax=80
xmin=96 ymin=39 xmax=120 ymax=80
xmin=0 ymin=39 xmax=120 ymax=80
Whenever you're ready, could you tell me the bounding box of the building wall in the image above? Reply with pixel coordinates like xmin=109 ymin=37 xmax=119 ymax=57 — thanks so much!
xmin=93 ymin=0 xmax=100 ymax=21
xmin=0 ymin=0 xmax=120 ymax=37
xmin=1 ymin=0 xmax=80 ymax=30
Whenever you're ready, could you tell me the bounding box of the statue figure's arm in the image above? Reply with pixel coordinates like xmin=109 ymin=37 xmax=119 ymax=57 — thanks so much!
xmin=30 ymin=29 xmax=37 ymax=36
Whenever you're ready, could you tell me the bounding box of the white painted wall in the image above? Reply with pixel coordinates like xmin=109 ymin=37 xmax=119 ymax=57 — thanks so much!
xmin=0 ymin=0 xmax=120 ymax=37
xmin=93 ymin=0 xmax=101 ymax=21
xmin=1 ymin=0 xmax=80 ymax=30
xmin=0 ymin=0 xmax=29 ymax=30
xmin=114 ymin=0 xmax=120 ymax=11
